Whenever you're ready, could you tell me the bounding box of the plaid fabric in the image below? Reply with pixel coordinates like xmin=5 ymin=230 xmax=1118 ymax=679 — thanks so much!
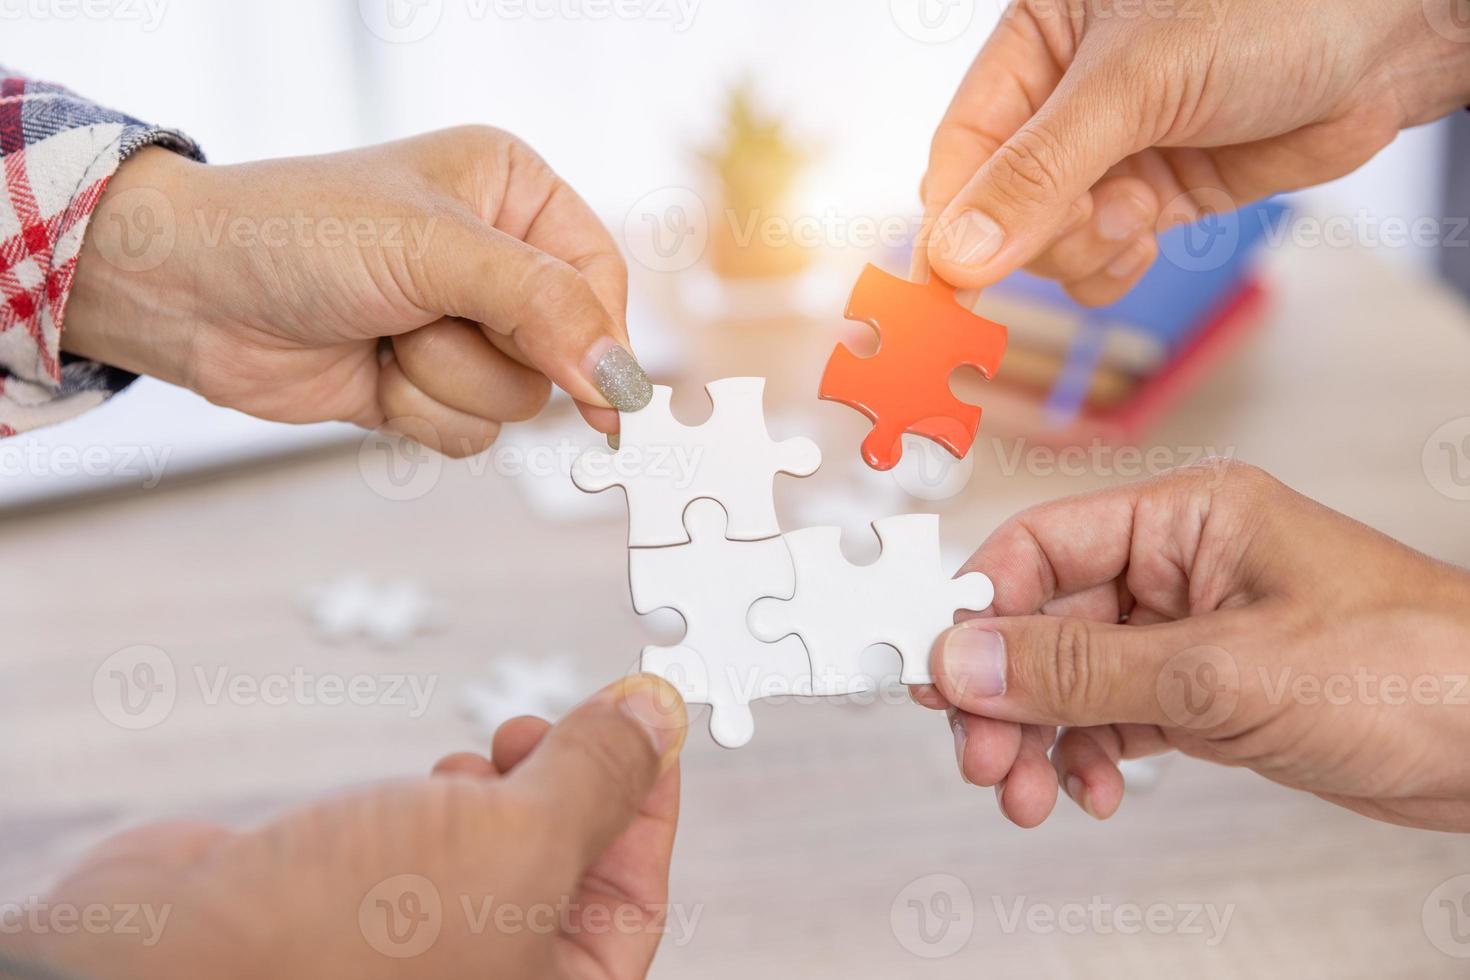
xmin=0 ymin=67 xmax=202 ymax=437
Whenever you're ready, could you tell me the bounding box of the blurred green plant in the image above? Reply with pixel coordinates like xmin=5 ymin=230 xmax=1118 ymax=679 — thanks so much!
xmin=699 ymin=80 xmax=815 ymax=279
xmin=699 ymin=81 xmax=809 ymax=216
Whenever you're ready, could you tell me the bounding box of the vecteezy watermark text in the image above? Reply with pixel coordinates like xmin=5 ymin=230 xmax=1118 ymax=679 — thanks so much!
xmin=358 ymin=875 xmax=703 ymax=959
xmin=0 ymin=442 xmax=171 ymax=487
xmin=358 ymin=0 xmax=698 ymax=44
xmin=0 ymin=0 xmax=168 ymax=31
xmin=991 ymin=895 xmax=1235 ymax=947
xmin=93 ymin=646 xmax=439 ymax=730
xmin=1 ymin=900 xmax=171 ymax=947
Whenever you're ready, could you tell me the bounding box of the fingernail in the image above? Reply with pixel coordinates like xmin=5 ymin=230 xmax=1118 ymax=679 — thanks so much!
xmin=938 ymin=209 xmax=1005 ymax=268
xmin=951 ymin=714 xmax=970 ymax=784
xmin=607 ymin=433 xmax=620 ymax=451
xmin=616 ymin=674 xmax=687 ymax=769
xmin=1107 ymin=239 xmax=1152 ymax=279
xmin=938 ymin=625 xmax=1007 ymax=699
xmin=1066 ymin=774 xmax=1104 ymax=819
xmin=1097 ymin=195 xmax=1152 ymax=242
xmin=1065 ymin=774 xmax=1090 ymax=814
xmin=585 ymin=339 xmax=653 ymax=413
xmin=1054 ymin=197 xmax=1090 ymax=240
xmin=994 ymin=778 xmax=1010 ymax=820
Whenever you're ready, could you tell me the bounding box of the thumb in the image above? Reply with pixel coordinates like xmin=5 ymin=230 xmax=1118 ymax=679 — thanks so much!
xmin=504 ymin=674 xmax=686 ymax=880
xmin=930 ymin=615 xmax=1255 ymax=733
xmin=415 ymin=216 xmax=653 ymax=414
xmin=926 ymin=70 xmax=1142 ymax=290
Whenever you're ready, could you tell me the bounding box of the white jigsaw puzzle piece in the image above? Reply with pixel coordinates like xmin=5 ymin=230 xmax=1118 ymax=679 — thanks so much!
xmin=303 ymin=575 xmax=441 ymax=648
xmin=572 ymin=378 xmax=821 ymax=547
xmin=749 ymin=514 xmax=994 ymax=690
xmin=629 ymin=499 xmax=812 ymax=748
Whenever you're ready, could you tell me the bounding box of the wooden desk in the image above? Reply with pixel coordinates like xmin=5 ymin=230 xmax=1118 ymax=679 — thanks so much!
xmin=3 ymin=239 xmax=1470 ymax=978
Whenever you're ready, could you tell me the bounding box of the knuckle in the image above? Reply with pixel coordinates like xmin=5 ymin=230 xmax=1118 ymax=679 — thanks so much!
xmin=523 ymin=259 xmax=597 ymax=323
xmin=986 ymin=128 xmax=1067 ymax=210
xmin=1169 ymin=458 xmax=1276 ymax=497
xmin=1045 ymin=618 xmax=1111 ymax=715
xmin=449 ymin=123 xmax=513 ymax=153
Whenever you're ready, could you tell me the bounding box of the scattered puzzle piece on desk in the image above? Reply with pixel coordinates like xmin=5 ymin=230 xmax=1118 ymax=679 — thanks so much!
xmin=820 ymin=264 xmax=1007 ymax=471
xmin=629 ymin=499 xmax=811 ymax=748
xmin=749 ymin=515 xmax=994 ymax=689
xmin=459 ymin=656 xmax=583 ymax=735
xmin=302 ymin=575 xmax=442 ymax=648
xmin=572 ymin=377 xmax=821 ymax=547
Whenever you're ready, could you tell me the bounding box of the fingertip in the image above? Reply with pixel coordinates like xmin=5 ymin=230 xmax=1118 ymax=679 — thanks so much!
xmin=909 ymin=684 xmax=950 ymax=710
xmin=432 ymin=752 xmax=498 ymax=779
xmin=931 ymin=623 xmax=1007 ymax=711
xmin=491 ymin=716 xmax=553 ymax=774
xmin=1064 ymin=764 xmax=1124 ymax=820
xmin=953 ymin=712 xmax=1023 ymax=788
xmin=996 ymin=768 xmax=1058 ymax=829
xmin=1053 ymin=192 xmax=1094 ymax=242
xmin=1063 ymin=235 xmax=1157 ymax=306
xmin=583 ymin=337 xmax=653 ymax=414
xmin=611 ymin=673 xmax=688 ymax=772
xmin=576 ymin=400 xmax=620 ymax=435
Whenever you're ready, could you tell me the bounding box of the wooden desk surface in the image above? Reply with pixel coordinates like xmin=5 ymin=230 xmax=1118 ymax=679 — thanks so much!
xmin=3 ymin=239 xmax=1470 ymax=978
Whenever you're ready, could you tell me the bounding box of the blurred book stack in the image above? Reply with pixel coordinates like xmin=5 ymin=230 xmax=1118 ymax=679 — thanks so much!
xmin=970 ymin=199 xmax=1288 ymax=443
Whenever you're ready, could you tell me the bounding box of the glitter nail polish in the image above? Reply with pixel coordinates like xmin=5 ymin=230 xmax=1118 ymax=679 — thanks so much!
xmin=592 ymin=344 xmax=653 ymax=413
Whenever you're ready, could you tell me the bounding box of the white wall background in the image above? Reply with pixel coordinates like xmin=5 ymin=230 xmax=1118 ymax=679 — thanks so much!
xmin=0 ymin=0 xmax=1452 ymax=503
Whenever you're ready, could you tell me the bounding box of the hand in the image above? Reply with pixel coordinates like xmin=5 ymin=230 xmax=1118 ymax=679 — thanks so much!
xmin=913 ymin=462 xmax=1470 ymax=832
xmin=64 ymin=127 xmax=654 ymax=456
xmin=916 ymin=0 xmax=1470 ymax=305
xmin=6 ymin=676 xmax=688 ymax=980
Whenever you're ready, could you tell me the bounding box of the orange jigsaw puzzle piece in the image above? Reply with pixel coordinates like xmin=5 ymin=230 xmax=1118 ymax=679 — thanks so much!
xmin=820 ymin=264 xmax=1008 ymax=471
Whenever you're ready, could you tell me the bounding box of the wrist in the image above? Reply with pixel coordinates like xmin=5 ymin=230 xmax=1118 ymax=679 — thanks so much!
xmin=64 ymin=146 xmax=208 ymax=387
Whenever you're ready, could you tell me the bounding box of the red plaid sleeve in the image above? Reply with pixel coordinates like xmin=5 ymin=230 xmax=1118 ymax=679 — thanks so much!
xmin=0 ymin=66 xmax=203 ymax=437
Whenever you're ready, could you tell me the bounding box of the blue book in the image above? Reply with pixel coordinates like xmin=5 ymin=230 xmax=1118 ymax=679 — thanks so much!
xmin=990 ymin=198 xmax=1289 ymax=355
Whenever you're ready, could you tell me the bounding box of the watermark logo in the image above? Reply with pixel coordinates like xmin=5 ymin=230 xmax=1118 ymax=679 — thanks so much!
xmin=359 ymin=418 xmax=446 ymax=502
xmin=889 ymin=0 xmax=975 ymax=43
xmin=1157 ymin=188 xmax=1240 ymax=273
xmin=360 ymin=0 xmax=443 ymax=42
xmin=1425 ymin=0 xmax=1470 ymax=43
xmin=890 ymin=873 xmax=974 ymax=959
xmin=1423 ymin=417 xmax=1470 ymax=502
xmin=891 ymin=434 xmax=974 ymax=501
xmin=1423 ymin=874 xmax=1470 ymax=958
xmin=92 ymin=645 xmax=176 ymax=731
xmin=1155 ymin=645 xmax=1239 ymax=730
xmin=360 ymin=874 xmax=443 ymax=959
xmin=623 ymin=187 xmax=708 ymax=273
xmin=91 ymin=185 xmax=176 ymax=273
